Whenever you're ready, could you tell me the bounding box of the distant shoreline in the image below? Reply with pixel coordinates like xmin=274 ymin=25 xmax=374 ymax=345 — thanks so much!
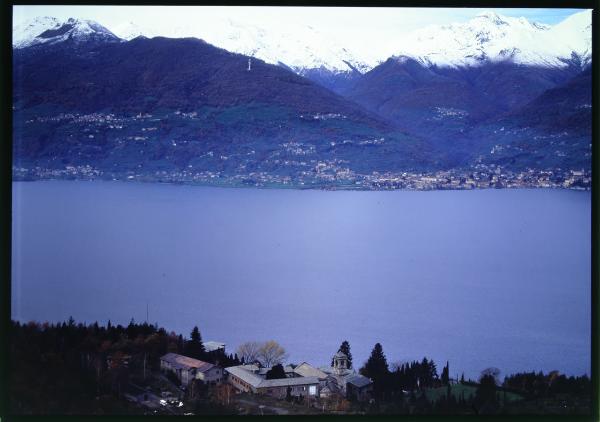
xmin=10 ymin=174 xmax=592 ymax=192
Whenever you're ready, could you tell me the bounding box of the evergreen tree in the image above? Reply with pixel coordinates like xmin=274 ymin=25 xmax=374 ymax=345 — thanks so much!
xmin=331 ymin=340 xmax=353 ymax=368
xmin=441 ymin=361 xmax=450 ymax=385
xmin=475 ymin=373 xmax=498 ymax=414
xmin=185 ymin=326 xmax=206 ymax=360
xmin=360 ymin=343 xmax=389 ymax=379
xmin=265 ymin=364 xmax=286 ymax=379
xmin=339 ymin=340 xmax=353 ymax=369
xmin=360 ymin=343 xmax=389 ymax=391
xmin=177 ymin=334 xmax=185 ymax=354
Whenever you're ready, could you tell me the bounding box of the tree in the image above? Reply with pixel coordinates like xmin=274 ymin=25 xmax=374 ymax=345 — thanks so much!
xmin=360 ymin=343 xmax=389 ymax=382
xmin=480 ymin=367 xmax=501 ymax=385
xmin=177 ymin=334 xmax=185 ymax=354
xmin=184 ymin=326 xmax=205 ymax=360
xmin=236 ymin=341 xmax=261 ymax=365
xmin=331 ymin=340 xmax=353 ymax=369
xmin=474 ymin=369 xmax=500 ymax=414
xmin=265 ymin=364 xmax=287 ymax=379
xmin=257 ymin=340 xmax=287 ymax=368
xmin=441 ymin=361 xmax=450 ymax=385
xmin=418 ymin=357 xmax=438 ymax=388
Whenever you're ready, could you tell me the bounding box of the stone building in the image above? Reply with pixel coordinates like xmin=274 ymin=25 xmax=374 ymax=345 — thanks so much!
xmin=318 ymin=351 xmax=373 ymax=401
xmin=160 ymin=353 xmax=223 ymax=386
xmin=225 ymin=364 xmax=320 ymax=399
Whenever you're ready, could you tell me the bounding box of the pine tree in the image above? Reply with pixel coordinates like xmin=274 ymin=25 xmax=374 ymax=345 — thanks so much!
xmin=185 ymin=326 xmax=206 ymax=360
xmin=339 ymin=340 xmax=353 ymax=369
xmin=360 ymin=343 xmax=389 ymax=382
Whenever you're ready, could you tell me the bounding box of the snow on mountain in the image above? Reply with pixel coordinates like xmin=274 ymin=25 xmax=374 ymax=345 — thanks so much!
xmin=391 ymin=10 xmax=591 ymax=68
xmin=544 ymin=10 xmax=592 ymax=66
xmin=112 ymin=21 xmax=157 ymax=40
xmin=12 ymin=16 xmax=61 ymax=48
xmin=111 ymin=17 xmax=373 ymax=75
xmin=14 ymin=10 xmax=591 ymax=73
xmin=13 ymin=17 xmax=121 ymax=48
xmin=106 ymin=10 xmax=594 ymax=73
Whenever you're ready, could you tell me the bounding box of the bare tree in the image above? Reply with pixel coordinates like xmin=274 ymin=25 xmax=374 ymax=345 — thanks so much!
xmin=480 ymin=367 xmax=501 ymax=384
xmin=236 ymin=341 xmax=261 ymax=364
xmin=257 ymin=340 xmax=287 ymax=368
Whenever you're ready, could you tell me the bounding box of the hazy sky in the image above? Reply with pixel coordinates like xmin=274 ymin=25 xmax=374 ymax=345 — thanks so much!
xmin=13 ymin=6 xmax=585 ymax=35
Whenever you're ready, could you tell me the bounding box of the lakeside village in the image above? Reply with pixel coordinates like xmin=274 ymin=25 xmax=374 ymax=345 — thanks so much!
xmin=13 ymin=110 xmax=591 ymax=191
xmin=10 ymin=320 xmax=592 ymax=415
xmin=12 ymin=163 xmax=591 ymax=191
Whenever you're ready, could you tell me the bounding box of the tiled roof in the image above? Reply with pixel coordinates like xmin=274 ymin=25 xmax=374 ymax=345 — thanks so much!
xmin=225 ymin=366 xmax=264 ymax=388
xmin=225 ymin=365 xmax=320 ymax=389
xmin=259 ymin=376 xmax=320 ymax=388
xmin=160 ymin=353 xmax=215 ymax=373
xmin=320 ymin=366 xmax=352 ymax=376
xmin=345 ymin=374 xmax=372 ymax=388
xmin=294 ymin=362 xmax=328 ymax=379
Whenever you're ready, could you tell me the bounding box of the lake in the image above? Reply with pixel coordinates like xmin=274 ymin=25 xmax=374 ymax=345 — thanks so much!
xmin=11 ymin=181 xmax=591 ymax=380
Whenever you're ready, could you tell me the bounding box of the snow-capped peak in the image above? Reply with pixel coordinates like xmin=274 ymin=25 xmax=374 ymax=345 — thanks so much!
xmin=12 ymin=16 xmax=61 ymax=48
xmin=474 ymin=11 xmax=508 ymax=25
xmin=13 ymin=17 xmax=121 ymax=48
xmin=13 ymin=10 xmax=591 ymax=74
xmin=112 ymin=21 xmax=157 ymax=41
xmin=391 ymin=9 xmax=591 ymax=69
xmin=111 ymin=17 xmax=371 ymax=75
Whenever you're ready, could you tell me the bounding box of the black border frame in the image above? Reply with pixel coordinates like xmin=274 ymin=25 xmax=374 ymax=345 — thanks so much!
xmin=0 ymin=1 xmax=597 ymax=422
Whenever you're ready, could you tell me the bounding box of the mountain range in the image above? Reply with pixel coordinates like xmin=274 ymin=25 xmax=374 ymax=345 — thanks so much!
xmin=11 ymin=10 xmax=592 ymax=188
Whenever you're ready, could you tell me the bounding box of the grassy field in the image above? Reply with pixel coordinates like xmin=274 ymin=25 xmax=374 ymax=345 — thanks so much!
xmin=425 ymin=383 xmax=523 ymax=404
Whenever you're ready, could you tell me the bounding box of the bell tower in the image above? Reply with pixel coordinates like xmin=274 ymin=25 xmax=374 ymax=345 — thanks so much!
xmin=332 ymin=351 xmax=349 ymax=375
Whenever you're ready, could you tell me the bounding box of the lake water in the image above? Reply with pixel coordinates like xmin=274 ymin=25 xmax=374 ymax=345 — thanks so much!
xmin=11 ymin=181 xmax=591 ymax=379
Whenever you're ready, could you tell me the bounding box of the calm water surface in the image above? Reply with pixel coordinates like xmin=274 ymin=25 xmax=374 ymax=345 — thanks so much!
xmin=11 ymin=181 xmax=591 ymax=379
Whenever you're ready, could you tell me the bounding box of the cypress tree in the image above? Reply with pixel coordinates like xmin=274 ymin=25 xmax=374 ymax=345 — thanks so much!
xmin=441 ymin=361 xmax=450 ymax=385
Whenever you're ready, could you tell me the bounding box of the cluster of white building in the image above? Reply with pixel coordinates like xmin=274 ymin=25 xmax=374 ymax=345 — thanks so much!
xmin=160 ymin=348 xmax=373 ymax=402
